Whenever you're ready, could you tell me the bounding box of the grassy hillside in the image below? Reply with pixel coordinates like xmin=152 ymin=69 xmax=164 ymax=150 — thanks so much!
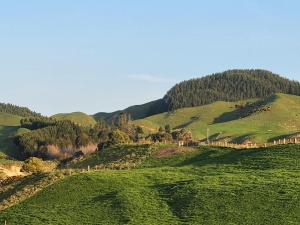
xmin=52 ymin=112 xmax=97 ymax=127
xmin=135 ymin=93 xmax=300 ymax=143
xmin=1 ymin=144 xmax=300 ymax=224
xmin=0 ymin=113 xmax=22 ymax=159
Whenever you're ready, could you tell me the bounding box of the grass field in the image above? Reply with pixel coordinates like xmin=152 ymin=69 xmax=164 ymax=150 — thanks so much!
xmin=1 ymin=144 xmax=300 ymax=224
xmin=135 ymin=93 xmax=300 ymax=143
xmin=52 ymin=112 xmax=97 ymax=127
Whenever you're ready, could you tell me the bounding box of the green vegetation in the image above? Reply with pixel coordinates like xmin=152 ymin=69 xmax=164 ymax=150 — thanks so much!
xmin=52 ymin=112 xmax=97 ymax=127
xmin=0 ymin=103 xmax=41 ymax=118
xmin=0 ymin=113 xmax=22 ymax=159
xmin=135 ymin=93 xmax=300 ymax=143
xmin=164 ymin=69 xmax=300 ymax=110
xmin=1 ymin=144 xmax=300 ymax=224
xmin=95 ymin=70 xmax=300 ymax=121
xmin=15 ymin=120 xmax=98 ymax=159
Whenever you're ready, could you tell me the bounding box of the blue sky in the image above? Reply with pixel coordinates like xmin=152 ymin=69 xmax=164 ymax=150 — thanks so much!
xmin=1 ymin=0 xmax=300 ymax=115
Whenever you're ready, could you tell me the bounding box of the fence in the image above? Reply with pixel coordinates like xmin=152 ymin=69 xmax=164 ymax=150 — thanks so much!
xmin=207 ymin=137 xmax=300 ymax=149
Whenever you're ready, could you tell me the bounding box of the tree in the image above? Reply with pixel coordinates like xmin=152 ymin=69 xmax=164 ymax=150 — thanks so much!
xmin=134 ymin=126 xmax=144 ymax=141
xmin=98 ymin=129 xmax=131 ymax=150
xmin=165 ymin=124 xmax=171 ymax=133
xmin=21 ymin=157 xmax=46 ymax=173
xmin=172 ymin=129 xmax=193 ymax=142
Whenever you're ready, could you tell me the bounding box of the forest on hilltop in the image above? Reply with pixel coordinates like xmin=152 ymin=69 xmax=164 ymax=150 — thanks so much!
xmin=94 ymin=69 xmax=300 ymax=121
xmin=0 ymin=103 xmax=41 ymax=118
xmin=164 ymin=69 xmax=300 ymax=110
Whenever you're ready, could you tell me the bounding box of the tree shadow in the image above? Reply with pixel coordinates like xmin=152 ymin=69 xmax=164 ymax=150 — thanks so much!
xmin=268 ymin=132 xmax=300 ymax=142
xmin=154 ymin=180 xmax=195 ymax=221
xmin=213 ymin=95 xmax=277 ymax=124
xmin=174 ymin=117 xmax=200 ymax=129
xmin=175 ymin=147 xmax=274 ymax=170
xmin=231 ymin=133 xmax=254 ymax=143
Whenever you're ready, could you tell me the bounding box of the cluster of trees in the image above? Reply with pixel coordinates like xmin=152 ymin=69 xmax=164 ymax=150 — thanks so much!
xmin=0 ymin=103 xmax=41 ymax=117
xmin=15 ymin=110 xmax=193 ymax=160
xmin=148 ymin=125 xmax=192 ymax=143
xmin=15 ymin=120 xmax=99 ymax=159
xmin=164 ymin=69 xmax=300 ymax=110
xmin=20 ymin=117 xmax=56 ymax=130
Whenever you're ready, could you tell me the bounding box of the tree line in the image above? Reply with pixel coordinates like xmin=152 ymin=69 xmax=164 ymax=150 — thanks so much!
xmin=0 ymin=103 xmax=41 ymax=117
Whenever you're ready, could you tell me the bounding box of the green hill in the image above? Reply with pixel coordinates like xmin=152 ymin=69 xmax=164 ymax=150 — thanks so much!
xmin=164 ymin=69 xmax=300 ymax=110
xmin=52 ymin=112 xmax=97 ymax=127
xmin=1 ymin=144 xmax=300 ymax=224
xmin=135 ymin=93 xmax=300 ymax=143
xmin=95 ymin=70 xmax=300 ymax=121
xmin=0 ymin=113 xmax=23 ymax=159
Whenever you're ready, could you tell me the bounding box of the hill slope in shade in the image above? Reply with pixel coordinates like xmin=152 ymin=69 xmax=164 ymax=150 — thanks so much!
xmin=94 ymin=99 xmax=167 ymax=122
xmin=0 ymin=113 xmax=22 ymax=159
xmin=52 ymin=112 xmax=97 ymax=127
xmin=135 ymin=93 xmax=300 ymax=143
xmin=1 ymin=144 xmax=300 ymax=224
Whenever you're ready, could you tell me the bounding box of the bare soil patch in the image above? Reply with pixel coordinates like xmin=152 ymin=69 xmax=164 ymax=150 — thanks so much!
xmin=153 ymin=147 xmax=196 ymax=158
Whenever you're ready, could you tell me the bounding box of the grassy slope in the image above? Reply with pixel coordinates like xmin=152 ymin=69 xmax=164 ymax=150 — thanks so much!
xmin=1 ymin=144 xmax=300 ymax=224
xmin=52 ymin=112 xmax=97 ymax=127
xmin=0 ymin=112 xmax=22 ymax=159
xmin=135 ymin=93 xmax=300 ymax=143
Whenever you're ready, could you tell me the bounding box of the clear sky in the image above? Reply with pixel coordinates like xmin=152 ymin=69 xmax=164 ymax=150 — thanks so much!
xmin=1 ymin=0 xmax=300 ymax=115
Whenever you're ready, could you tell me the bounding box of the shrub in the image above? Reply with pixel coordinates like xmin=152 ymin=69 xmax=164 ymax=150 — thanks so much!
xmin=21 ymin=157 xmax=46 ymax=173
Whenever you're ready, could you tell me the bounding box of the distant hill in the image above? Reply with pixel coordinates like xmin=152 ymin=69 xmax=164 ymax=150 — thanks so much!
xmin=94 ymin=99 xmax=167 ymax=122
xmin=95 ymin=69 xmax=300 ymax=121
xmin=135 ymin=93 xmax=300 ymax=143
xmin=52 ymin=112 xmax=97 ymax=127
xmin=164 ymin=69 xmax=300 ymax=110
xmin=0 ymin=103 xmax=41 ymax=117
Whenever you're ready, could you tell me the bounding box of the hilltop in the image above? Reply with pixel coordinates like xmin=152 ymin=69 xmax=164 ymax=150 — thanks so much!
xmin=52 ymin=112 xmax=97 ymax=127
xmin=135 ymin=93 xmax=300 ymax=144
xmin=95 ymin=69 xmax=300 ymax=121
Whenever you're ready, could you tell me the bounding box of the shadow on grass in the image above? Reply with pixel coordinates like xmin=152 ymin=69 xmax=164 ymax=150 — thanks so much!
xmin=155 ymin=180 xmax=195 ymax=221
xmin=174 ymin=117 xmax=200 ymax=129
xmin=0 ymin=173 xmax=47 ymax=202
xmin=0 ymin=126 xmax=20 ymax=159
xmin=213 ymin=95 xmax=277 ymax=124
xmin=175 ymin=147 xmax=277 ymax=170
xmin=268 ymin=132 xmax=300 ymax=142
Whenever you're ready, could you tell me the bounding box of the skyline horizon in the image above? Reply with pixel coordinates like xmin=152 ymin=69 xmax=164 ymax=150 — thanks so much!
xmin=2 ymin=67 xmax=299 ymax=116
xmin=1 ymin=1 xmax=300 ymax=115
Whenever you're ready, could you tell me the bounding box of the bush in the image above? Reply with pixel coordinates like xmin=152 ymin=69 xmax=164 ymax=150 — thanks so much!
xmin=98 ymin=129 xmax=131 ymax=150
xmin=109 ymin=129 xmax=131 ymax=145
xmin=22 ymin=157 xmax=46 ymax=173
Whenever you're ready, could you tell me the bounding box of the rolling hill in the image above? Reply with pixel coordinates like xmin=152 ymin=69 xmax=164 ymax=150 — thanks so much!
xmin=52 ymin=112 xmax=97 ymax=127
xmin=135 ymin=93 xmax=300 ymax=144
xmin=1 ymin=144 xmax=300 ymax=224
xmin=94 ymin=69 xmax=300 ymax=121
